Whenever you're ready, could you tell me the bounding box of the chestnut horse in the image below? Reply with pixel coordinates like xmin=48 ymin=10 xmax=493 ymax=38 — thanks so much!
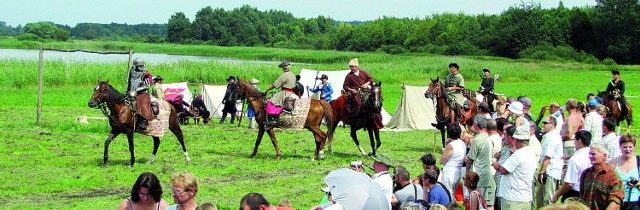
xmin=233 ymin=78 xmax=335 ymax=160
xmin=425 ymin=77 xmax=477 ymax=146
xmin=327 ymin=82 xmax=384 ymax=156
xmin=597 ymin=91 xmax=633 ymax=134
xmin=88 ymin=78 xmax=191 ymax=166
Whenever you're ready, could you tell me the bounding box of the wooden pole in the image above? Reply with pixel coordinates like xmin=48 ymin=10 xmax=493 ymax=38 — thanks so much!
xmin=433 ymin=132 xmax=437 ymax=152
xmin=36 ymin=47 xmax=43 ymax=125
xmin=128 ymin=48 xmax=133 ymax=70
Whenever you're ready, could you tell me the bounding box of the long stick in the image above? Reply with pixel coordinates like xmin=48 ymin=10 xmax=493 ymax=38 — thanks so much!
xmin=36 ymin=47 xmax=43 ymax=125
xmin=309 ymin=70 xmax=320 ymax=98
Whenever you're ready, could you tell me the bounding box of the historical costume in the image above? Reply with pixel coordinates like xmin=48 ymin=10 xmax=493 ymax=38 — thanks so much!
xmin=605 ymin=70 xmax=629 ymax=119
xmin=263 ymin=61 xmax=297 ymax=127
xmin=309 ymin=74 xmax=334 ymax=103
xmin=479 ymin=68 xmax=495 ymax=112
xmin=127 ymin=58 xmax=153 ymax=130
xmin=220 ymin=76 xmax=238 ymax=124
xmin=444 ymin=63 xmax=465 ymax=121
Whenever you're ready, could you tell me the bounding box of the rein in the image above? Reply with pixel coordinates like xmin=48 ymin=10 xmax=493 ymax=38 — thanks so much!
xmin=92 ymin=86 xmax=134 ymax=124
xmin=429 ymin=82 xmax=452 ymax=123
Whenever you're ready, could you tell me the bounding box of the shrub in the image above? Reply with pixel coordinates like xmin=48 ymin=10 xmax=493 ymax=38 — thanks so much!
xmin=602 ymin=57 xmax=617 ymax=65
xmin=518 ymin=43 xmax=599 ymax=64
xmin=16 ymin=33 xmax=43 ymax=42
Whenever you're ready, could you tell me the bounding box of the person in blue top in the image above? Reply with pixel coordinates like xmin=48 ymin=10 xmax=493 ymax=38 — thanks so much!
xmin=421 ymin=169 xmax=451 ymax=207
xmin=307 ymin=74 xmax=334 ymax=103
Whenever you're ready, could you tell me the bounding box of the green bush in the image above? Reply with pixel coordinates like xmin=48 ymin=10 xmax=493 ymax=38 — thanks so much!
xmin=518 ymin=43 xmax=599 ymax=64
xmin=602 ymin=57 xmax=617 ymax=65
xmin=16 ymin=33 xmax=43 ymax=42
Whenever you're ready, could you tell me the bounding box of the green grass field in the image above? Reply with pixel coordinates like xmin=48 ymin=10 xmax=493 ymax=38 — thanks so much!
xmin=1 ymin=40 xmax=639 ymax=209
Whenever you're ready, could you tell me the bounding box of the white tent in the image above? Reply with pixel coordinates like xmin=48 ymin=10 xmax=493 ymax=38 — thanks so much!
xmin=386 ymin=85 xmax=437 ymax=130
xmin=201 ymin=85 xmax=243 ymax=118
xmin=298 ymin=69 xmax=392 ymax=125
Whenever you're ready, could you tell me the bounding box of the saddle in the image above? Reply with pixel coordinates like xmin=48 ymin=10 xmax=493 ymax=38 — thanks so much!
xmin=283 ymin=97 xmax=296 ymax=113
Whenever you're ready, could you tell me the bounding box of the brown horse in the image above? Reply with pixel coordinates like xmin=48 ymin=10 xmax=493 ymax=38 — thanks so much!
xmin=425 ymin=77 xmax=477 ymax=146
xmin=233 ymin=78 xmax=335 ymax=160
xmin=597 ymin=91 xmax=633 ymax=133
xmin=88 ymin=78 xmax=191 ymax=166
xmin=327 ymin=82 xmax=384 ymax=156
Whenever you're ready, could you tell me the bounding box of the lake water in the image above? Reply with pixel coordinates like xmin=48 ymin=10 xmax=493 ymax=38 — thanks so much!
xmin=0 ymin=48 xmax=280 ymax=65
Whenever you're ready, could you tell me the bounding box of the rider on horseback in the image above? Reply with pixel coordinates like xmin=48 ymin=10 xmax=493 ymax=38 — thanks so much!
xmin=263 ymin=61 xmax=297 ymax=127
xmin=478 ymin=68 xmax=495 ymax=112
xmin=343 ymin=58 xmax=373 ymax=116
xmin=605 ymin=70 xmax=630 ymax=120
xmin=127 ymin=58 xmax=153 ymax=130
xmin=444 ymin=63 xmax=466 ymax=122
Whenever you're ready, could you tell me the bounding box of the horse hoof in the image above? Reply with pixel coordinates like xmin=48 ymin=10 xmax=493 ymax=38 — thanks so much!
xmin=276 ymin=156 xmax=281 ymax=160
xmin=103 ymin=163 xmax=109 ymax=167
xmin=185 ymin=157 xmax=192 ymax=163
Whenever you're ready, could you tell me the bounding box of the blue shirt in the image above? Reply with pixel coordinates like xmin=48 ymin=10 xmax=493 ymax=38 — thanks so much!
xmin=309 ymin=82 xmax=333 ymax=102
xmin=429 ymin=183 xmax=451 ymax=206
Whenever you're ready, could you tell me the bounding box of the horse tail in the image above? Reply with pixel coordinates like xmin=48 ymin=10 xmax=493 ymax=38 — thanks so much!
xmin=320 ymin=100 xmax=335 ymax=145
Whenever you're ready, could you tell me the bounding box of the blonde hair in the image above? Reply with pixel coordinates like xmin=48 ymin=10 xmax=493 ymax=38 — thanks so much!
xmin=195 ymin=202 xmax=218 ymax=210
xmin=170 ymin=171 xmax=199 ymax=193
xmin=430 ymin=204 xmax=447 ymax=210
xmin=278 ymin=199 xmax=292 ymax=207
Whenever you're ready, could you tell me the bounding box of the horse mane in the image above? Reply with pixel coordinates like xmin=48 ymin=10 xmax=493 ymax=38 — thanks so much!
xmin=107 ymin=84 xmax=126 ymax=102
xmin=238 ymin=78 xmax=261 ymax=97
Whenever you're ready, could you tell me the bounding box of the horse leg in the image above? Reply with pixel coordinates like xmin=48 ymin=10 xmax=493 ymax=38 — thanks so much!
xmin=374 ymin=128 xmax=381 ymax=151
xmin=440 ymin=126 xmax=446 ymax=148
xmin=367 ymin=128 xmax=376 ymax=156
xmin=351 ymin=126 xmax=366 ymax=155
xmin=265 ymin=129 xmax=282 ymax=160
xmin=251 ymin=127 xmax=266 ymax=158
xmin=103 ymin=132 xmax=119 ymax=166
xmin=126 ymin=132 xmax=135 ymax=167
xmin=307 ymin=125 xmax=328 ymax=160
xmin=146 ymin=137 xmax=160 ymax=164
xmin=169 ymin=120 xmax=191 ymax=162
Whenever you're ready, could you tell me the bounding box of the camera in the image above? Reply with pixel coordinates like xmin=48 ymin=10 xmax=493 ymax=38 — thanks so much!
xmin=629 ymin=177 xmax=638 ymax=186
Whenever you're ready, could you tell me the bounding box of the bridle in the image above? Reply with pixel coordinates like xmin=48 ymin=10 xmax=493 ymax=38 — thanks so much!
xmin=426 ymin=80 xmax=452 ymax=123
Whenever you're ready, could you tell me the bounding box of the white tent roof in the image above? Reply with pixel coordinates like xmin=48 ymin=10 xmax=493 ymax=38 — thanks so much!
xmin=386 ymin=85 xmax=437 ymax=130
xmin=298 ymin=69 xmax=391 ymax=125
xmin=201 ymin=85 xmax=243 ymax=118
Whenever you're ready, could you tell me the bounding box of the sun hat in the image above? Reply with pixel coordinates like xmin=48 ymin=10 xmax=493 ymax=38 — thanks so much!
xmin=349 ymin=58 xmax=359 ymax=67
xmin=508 ymin=101 xmax=524 ymax=115
xmin=371 ymin=153 xmax=394 ymax=167
xmin=513 ymin=125 xmax=530 ymax=141
xmin=518 ymin=97 xmax=532 ymax=108
xmin=250 ymin=78 xmax=260 ymax=84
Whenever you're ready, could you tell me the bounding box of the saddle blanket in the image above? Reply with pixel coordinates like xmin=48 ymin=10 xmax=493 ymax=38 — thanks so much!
xmin=139 ymin=98 xmax=171 ymax=137
xmin=277 ymin=98 xmax=311 ymax=130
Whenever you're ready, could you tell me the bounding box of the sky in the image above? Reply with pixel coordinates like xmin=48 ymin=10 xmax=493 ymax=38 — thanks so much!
xmin=1 ymin=0 xmax=597 ymax=27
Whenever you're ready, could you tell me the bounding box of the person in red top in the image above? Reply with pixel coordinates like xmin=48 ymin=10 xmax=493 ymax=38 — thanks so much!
xmin=343 ymin=58 xmax=374 ymax=117
xmin=579 ymin=142 xmax=624 ymax=210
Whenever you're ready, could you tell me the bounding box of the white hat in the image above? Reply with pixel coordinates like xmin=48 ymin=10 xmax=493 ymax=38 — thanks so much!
xmin=250 ymin=78 xmax=260 ymax=84
xmin=513 ymin=125 xmax=530 ymax=140
xmin=508 ymin=101 xmax=524 ymax=115
xmin=349 ymin=58 xmax=359 ymax=67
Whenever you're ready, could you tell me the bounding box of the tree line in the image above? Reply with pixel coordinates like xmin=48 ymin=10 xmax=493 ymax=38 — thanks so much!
xmin=1 ymin=0 xmax=639 ymax=64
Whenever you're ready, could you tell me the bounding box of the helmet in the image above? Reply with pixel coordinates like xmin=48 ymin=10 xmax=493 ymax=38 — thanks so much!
xmin=133 ymin=58 xmax=145 ymax=67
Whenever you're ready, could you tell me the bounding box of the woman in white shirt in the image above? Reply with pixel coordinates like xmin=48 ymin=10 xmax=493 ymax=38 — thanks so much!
xmin=440 ymin=122 xmax=467 ymax=200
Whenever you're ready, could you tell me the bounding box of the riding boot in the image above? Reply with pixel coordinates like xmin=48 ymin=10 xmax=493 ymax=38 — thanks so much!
xmin=456 ymin=104 xmax=464 ymax=122
xmin=230 ymin=113 xmax=236 ymax=124
xmin=248 ymin=119 xmax=255 ymax=129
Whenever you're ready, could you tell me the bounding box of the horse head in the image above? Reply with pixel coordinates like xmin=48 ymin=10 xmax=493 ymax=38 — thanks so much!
xmin=89 ymin=78 xmax=110 ymax=108
xmin=425 ymin=76 xmax=442 ymax=99
xmin=232 ymin=78 xmax=248 ymax=101
xmin=370 ymin=81 xmax=383 ymax=108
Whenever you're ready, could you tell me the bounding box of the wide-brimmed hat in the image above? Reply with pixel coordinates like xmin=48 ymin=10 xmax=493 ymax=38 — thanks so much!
xmin=153 ymin=76 xmax=163 ymax=82
xmin=319 ymin=74 xmax=328 ymax=80
xmin=371 ymin=153 xmax=393 ymax=167
xmin=250 ymin=78 xmax=260 ymax=84
xmin=508 ymin=101 xmax=524 ymax=115
xmin=349 ymin=58 xmax=359 ymax=67
xmin=612 ymin=70 xmax=620 ymax=75
xmin=513 ymin=125 xmax=530 ymax=141
xmin=482 ymin=68 xmax=490 ymax=73
xmin=226 ymin=76 xmax=235 ymax=82
xmin=279 ymin=61 xmax=291 ymax=68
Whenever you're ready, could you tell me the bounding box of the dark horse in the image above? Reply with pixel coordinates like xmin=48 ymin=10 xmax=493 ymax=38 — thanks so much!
xmin=597 ymin=90 xmax=633 ymax=134
xmin=425 ymin=77 xmax=477 ymax=147
xmin=327 ymin=82 xmax=384 ymax=156
xmin=88 ymin=78 xmax=191 ymax=166
xmin=233 ymin=78 xmax=335 ymax=160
